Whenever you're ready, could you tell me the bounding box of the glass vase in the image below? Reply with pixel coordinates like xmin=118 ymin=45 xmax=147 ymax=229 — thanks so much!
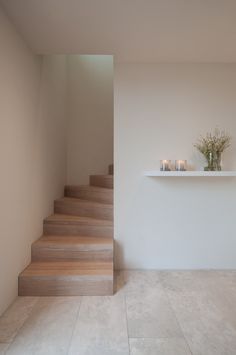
xmin=213 ymin=151 xmax=222 ymax=171
xmin=204 ymin=151 xmax=222 ymax=171
xmin=204 ymin=152 xmax=214 ymax=171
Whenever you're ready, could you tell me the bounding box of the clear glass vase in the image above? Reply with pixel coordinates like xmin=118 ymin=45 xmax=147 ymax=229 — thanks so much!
xmin=213 ymin=151 xmax=222 ymax=171
xmin=204 ymin=151 xmax=222 ymax=171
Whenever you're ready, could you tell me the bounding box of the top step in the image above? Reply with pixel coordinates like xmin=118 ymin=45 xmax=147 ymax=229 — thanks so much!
xmin=90 ymin=175 xmax=113 ymax=189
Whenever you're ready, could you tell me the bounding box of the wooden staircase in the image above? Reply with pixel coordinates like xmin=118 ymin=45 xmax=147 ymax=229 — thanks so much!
xmin=19 ymin=166 xmax=114 ymax=296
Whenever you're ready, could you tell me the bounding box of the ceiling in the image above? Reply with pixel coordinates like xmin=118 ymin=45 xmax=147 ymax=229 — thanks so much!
xmin=1 ymin=0 xmax=236 ymax=62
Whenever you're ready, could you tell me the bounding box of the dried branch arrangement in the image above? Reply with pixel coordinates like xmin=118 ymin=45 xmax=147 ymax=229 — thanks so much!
xmin=194 ymin=128 xmax=231 ymax=171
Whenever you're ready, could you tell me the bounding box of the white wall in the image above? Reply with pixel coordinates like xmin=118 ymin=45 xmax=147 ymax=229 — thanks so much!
xmin=115 ymin=63 xmax=236 ymax=269
xmin=0 ymin=7 xmax=67 ymax=315
xmin=66 ymin=55 xmax=113 ymax=184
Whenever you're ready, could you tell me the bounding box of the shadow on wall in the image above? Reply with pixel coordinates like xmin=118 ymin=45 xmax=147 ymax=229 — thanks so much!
xmin=66 ymin=55 xmax=114 ymax=185
xmin=114 ymin=240 xmax=125 ymax=270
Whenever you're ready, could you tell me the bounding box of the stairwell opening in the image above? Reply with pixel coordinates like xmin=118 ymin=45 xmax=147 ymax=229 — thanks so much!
xmin=18 ymin=54 xmax=115 ymax=297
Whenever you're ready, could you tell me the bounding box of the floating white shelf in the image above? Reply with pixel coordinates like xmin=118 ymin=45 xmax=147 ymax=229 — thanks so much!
xmin=144 ymin=171 xmax=236 ymax=177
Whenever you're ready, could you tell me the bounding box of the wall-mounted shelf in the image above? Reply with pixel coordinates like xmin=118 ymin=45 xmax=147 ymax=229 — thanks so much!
xmin=144 ymin=171 xmax=236 ymax=177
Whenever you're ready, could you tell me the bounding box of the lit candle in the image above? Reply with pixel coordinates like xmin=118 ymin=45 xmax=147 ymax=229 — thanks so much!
xmin=160 ymin=160 xmax=171 ymax=171
xmin=175 ymin=160 xmax=187 ymax=171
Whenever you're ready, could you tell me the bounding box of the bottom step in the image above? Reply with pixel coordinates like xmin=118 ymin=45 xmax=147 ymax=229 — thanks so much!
xmin=19 ymin=261 xmax=113 ymax=296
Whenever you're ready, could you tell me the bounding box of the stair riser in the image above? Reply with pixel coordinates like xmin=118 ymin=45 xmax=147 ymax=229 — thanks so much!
xmin=65 ymin=188 xmax=113 ymax=204
xmin=32 ymin=247 xmax=113 ymax=262
xmin=90 ymin=176 xmax=113 ymax=189
xmin=54 ymin=201 xmax=113 ymax=221
xmin=19 ymin=277 xmax=113 ymax=296
xmin=43 ymin=223 xmax=113 ymax=238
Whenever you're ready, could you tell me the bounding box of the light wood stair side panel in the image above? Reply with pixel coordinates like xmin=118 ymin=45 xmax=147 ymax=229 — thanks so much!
xmin=32 ymin=236 xmax=113 ymax=262
xmin=90 ymin=175 xmax=113 ymax=189
xmin=43 ymin=214 xmax=113 ymax=237
xmin=65 ymin=185 xmax=113 ymax=204
xmin=54 ymin=197 xmax=113 ymax=221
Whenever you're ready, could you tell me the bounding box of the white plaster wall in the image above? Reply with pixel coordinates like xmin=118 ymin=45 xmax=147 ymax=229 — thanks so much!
xmin=0 ymin=6 xmax=67 ymax=315
xmin=66 ymin=55 xmax=113 ymax=184
xmin=114 ymin=63 xmax=236 ymax=269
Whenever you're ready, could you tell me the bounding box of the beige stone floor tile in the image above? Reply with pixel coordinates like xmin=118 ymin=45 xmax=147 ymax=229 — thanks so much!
xmin=0 ymin=297 xmax=38 ymax=342
xmin=124 ymin=271 xmax=183 ymax=338
xmin=68 ymin=293 xmax=129 ymax=355
xmin=0 ymin=343 xmax=9 ymax=355
xmin=160 ymin=270 xmax=236 ymax=293
xmin=123 ymin=270 xmax=161 ymax=292
xmin=162 ymin=271 xmax=236 ymax=355
xmin=129 ymin=338 xmax=192 ymax=355
xmin=6 ymin=297 xmax=81 ymax=355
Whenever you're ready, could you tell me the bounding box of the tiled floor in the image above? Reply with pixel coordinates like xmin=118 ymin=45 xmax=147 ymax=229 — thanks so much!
xmin=1 ymin=271 xmax=236 ymax=354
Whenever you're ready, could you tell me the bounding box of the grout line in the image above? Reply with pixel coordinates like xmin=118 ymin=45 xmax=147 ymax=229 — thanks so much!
xmin=160 ymin=282 xmax=194 ymax=355
xmin=124 ymin=294 xmax=131 ymax=355
xmin=122 ymin=272 xmax=131 ymax=355
xmin=128 ymin=336 xmax=191 ymax=340
xmin=66 ymin=296 xmax=83 ymax=355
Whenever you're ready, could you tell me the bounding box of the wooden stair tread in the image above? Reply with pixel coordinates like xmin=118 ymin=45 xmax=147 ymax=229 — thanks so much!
xmin=20 ymin=261 xmax=113 ymax=277
xmin=90 ymin=175 xmax=113 ymax=179
xmin=33 ymin=236 xmax=113 ymax=250
xmin=34 ymin=235 xmax=113 ymax=245
xmin=45 ymin=214 xmax=113 ymax=225
xmin=54 ymin=197 xmax=113 ymax=221
xmin=90 ymin=175 xmax=113 ymax=189
xmin=56 ymin=197 xmax=112 ymax=207
xmin=55 ymin=197 xmax=113 ymax=209
xmin=32 ymin=236 xmax=113 ymax=262
xmin=65 ymin=185 xmax=113 ymax=204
